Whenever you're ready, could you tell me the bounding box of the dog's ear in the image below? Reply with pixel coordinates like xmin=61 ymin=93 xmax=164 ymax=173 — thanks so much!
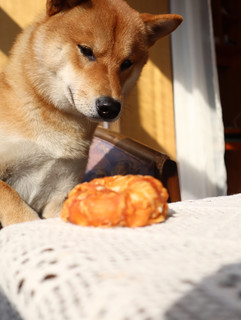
xmin=46 ymin=0 xmax=89 ymax=16
xmin=141 ymin=13 xmax=183 ymax=47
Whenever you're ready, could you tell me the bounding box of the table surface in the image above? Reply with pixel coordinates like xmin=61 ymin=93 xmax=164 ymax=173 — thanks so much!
xmin=0 ymin=193 xmax=241 ymax=320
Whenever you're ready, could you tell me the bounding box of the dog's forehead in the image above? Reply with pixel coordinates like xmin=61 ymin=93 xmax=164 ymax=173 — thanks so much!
xmin=61 ymin=1 xmax=146 ymax=52
xmin=93 ymin=14 xmax=145 ymax=56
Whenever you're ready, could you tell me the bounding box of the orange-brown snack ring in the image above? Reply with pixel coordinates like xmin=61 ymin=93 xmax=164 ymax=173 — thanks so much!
xmin=61 ymin=175 xmax=169 ymax=228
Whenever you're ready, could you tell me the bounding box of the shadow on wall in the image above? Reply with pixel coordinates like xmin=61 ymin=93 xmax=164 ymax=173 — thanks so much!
xmin=122 ymin=33 xmax=173 ymax=157
xmin=122 ymin=88 xmax=171 ymax=157
xmin=0 ymin=8 xmax=22 ymax=56
xmin=121 ymin=0 xmax=175 ymax=157
xmin=165 ymin=262 xmax=241 ymax=319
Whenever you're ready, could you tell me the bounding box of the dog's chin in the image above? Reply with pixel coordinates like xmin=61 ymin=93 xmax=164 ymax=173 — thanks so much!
xmin=86 ymin=114 xmax=120 ymax=123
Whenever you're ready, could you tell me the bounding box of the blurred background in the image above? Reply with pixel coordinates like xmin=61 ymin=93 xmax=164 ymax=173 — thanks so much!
xmin=0 ymin=0 xmax=240 ymax=200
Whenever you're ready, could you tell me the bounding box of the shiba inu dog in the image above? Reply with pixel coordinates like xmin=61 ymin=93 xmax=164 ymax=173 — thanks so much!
xmin=0 ymin=0 xmax=182 ymax=227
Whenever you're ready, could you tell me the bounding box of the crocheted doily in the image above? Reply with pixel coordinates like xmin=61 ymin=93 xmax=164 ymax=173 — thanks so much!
xmin=0 ymin=194 xmax=241 ymax=320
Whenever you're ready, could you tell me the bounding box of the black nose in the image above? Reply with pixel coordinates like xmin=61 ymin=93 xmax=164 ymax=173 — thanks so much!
xmin=96 ymin=96 xmax=121 ymax=121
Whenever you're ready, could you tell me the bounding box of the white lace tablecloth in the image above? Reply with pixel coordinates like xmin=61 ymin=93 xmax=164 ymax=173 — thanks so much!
xmin=0 ymin=194 xmax=241 ymax=320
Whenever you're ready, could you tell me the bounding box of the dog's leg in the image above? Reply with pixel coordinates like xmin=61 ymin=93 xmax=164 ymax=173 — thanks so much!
xmin=0 ymin=180 xmax=40 ymax=227
xmin=42 ymin=195 xmax=66 ymax=219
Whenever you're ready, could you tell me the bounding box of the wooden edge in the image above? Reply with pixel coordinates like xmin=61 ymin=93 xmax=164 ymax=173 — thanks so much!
xmin=95 ymin=127 xmax=168 ymax=163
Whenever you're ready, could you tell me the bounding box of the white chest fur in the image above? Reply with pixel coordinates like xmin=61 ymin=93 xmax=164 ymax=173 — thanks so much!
xmin=0 ymin=133 xmax=90 ymax=214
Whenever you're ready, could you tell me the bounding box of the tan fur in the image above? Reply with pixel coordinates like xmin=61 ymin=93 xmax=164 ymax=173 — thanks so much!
xmin=0 ymin=0 xmax=182 ymax=227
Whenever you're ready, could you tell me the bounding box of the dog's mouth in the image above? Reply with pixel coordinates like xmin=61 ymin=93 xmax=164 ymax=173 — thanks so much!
xmin=67 ymin=88 xmax=121 ymax=122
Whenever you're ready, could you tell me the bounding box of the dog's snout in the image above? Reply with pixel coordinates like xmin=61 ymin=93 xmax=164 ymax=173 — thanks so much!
xmin=96 ymin=96 xmax=121 ymax=121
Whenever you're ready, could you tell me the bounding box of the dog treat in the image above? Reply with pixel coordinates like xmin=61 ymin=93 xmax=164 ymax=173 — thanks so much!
xmin=61 ymin=175 xmax=169 ymax=227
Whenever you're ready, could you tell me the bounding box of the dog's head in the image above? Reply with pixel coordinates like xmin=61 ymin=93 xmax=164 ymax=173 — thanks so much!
xmin=32 ymin=0 xmax=182 ymax=122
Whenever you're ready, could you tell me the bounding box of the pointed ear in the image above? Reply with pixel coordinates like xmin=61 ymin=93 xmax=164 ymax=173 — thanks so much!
xmin=46 ymin=0 xmax=89 ymax=16
xmin=140 ymin=13 xmax=183 ymax=47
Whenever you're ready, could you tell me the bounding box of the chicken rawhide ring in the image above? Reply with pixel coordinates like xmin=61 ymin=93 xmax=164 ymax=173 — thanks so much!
xmin=61 ymin=175 xmax=169 ymax=228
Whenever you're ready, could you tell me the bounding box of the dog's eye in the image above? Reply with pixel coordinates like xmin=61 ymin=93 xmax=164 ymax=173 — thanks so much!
xmin=120 ymin=59 xmax=133 ymax=71
xmin=78 ymin=45 xmax=96 ymax=61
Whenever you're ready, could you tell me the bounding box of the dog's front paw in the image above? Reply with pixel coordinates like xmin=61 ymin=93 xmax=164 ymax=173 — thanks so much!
xmin=1 ymin=206 xmax=40 ymax=227
xmin=0 ymin=180 xmax=40 ymax=227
